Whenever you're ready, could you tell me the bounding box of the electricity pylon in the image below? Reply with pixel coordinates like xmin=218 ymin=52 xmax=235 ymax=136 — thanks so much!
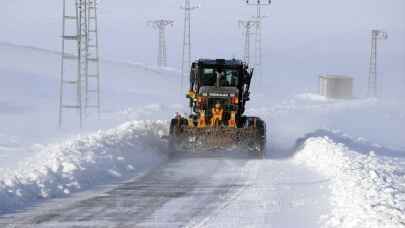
xmin=245 ymin=0 xmax=271 ymax=77
xmin=59 ymin=0 xmax=100 ymax=128
xmin=180 ymin=0 xmax=199 ymax=92
xmin=148 ymin=20 xmax=174 ymax=67
xmin=86 ymin=0 xmax=101 ymax=117
xmin=239 ymin=20 xmax=259 ymax=65
xmin=368 ymin=30 xmax=388 ymax=98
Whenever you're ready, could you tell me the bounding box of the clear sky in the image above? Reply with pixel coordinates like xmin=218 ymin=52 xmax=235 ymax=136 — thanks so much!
xmin=1 ymin=0 xmax=404 ymax=98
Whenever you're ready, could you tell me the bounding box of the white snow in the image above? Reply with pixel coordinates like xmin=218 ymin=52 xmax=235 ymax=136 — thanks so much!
xmin=248 ymin=94 xmax=405 ymax=227
xmin=191 ymin=159 xmax=331 ymax=228
xmin=0 ymin=42 xmax=183 ymax=169
xmin=294 ymin=130 xmax=405 ymax=228
xmin=0 ymin=21 xmax=404 ymax=227
xmin=0 ymin=120 xmax=168 ymax=213
xmin=0 ymin=42 xmax=187 ymax=215
xmin=0 ymin=0 xmax=403 ymax=225
xmin=250 ymin=93 xmax=405 ymax=152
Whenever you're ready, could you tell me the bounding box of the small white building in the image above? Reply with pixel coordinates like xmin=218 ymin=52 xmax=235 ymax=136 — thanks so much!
xmin=319 ymin=75 xmax=353 ymax=99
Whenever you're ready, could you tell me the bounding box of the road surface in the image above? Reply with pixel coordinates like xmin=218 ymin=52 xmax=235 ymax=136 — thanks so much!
xmin=1 ymin=151 xmax=330 ymax=228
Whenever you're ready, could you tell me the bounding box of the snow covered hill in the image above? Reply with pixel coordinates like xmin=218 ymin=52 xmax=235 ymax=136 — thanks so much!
xmin=251 ymin=93 xmax=405 ymax=152
xmin=0 ymin=42 xmax=184 ymax=169
xmin=0 ymin=42 xmax=404 ymax=227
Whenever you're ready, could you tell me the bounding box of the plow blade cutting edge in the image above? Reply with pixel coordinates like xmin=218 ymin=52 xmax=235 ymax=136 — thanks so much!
xmin=169 ymin=119 xmax=266 ymax=158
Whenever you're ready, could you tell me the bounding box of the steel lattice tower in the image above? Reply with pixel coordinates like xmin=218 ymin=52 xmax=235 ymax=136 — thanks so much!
xmin=79 ymin=0 xmax=89 ymax=117
xmin=180 ymin=0 xmax=198 ymax=92
xmin=239 ymin=20 xmax=259 ymax=65
xmin=59 ymin=0 xmax=86 ymax=128
xmin=85 ymin=0 xmax=101 ymax=116
xmin=148 ymin=20 xmax=174 ymax=67
xmin=368 ymin=30 xmax=388 ymax=98
xmin=59 ymin=0 xmax=100 ymax=127
xmin=245 ymin=0 xmax=271 ymax=77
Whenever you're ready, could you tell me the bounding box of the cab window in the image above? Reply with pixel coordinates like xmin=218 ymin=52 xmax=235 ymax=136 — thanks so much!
xmin=200 ymin=68 xmax=216 ymax=86
xmin=222 ymin=69 xmax=239 ymax=87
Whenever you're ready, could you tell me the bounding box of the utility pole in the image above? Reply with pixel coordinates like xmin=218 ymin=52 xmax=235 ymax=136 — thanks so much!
xmin=148 ymin=20 xmax=174 ymax=67
xmin=59 ymin=0 xmax=100 ymax=128
xmin=180 ymin=0 xmax=199 ymax=92
xmin=239 ymin=20 xmax=259 ymax=65
xmin=368 ymin=29 xmax=388 ymax=98
xmin=245 ymin=0 xmax=271 ymax=78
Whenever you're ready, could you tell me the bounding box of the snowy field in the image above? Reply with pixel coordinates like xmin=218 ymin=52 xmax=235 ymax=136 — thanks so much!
xmin=0 ymin=42 xmax=404 ymax=227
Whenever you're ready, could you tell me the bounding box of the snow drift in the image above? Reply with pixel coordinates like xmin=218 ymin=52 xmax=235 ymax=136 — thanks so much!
xmin=253 ymin=93 xmax=405 ymax=154
xmin=294 ymin=130 xmax=405 ymax=228
xmin=0 ymin=120 xmax=168 ymax=214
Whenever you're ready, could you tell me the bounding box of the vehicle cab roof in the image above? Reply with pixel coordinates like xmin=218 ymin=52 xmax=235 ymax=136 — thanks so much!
xmin=196 ymin=59 xmax=244 ymax=69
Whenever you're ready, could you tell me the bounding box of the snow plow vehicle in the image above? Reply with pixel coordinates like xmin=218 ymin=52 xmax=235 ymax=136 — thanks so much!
xmin=169 ymin=59 xmax=266 ymax=158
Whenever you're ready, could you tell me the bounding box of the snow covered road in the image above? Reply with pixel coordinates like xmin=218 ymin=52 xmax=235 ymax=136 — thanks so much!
xmin=0 ymin=151 xmax=329 ymax=228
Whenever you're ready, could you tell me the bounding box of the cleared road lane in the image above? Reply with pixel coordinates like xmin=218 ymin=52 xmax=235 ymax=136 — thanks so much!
xmin=1 ymin=151 xmax=330 ymax=228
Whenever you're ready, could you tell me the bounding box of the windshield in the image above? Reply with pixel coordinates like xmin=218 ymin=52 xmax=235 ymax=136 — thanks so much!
xmin=200 ymin=68 xmax=216 ymax=86
xmin=200 ymin=68 xmax=239 ymax=87
xmin=221 ymin=69 xmax=239 ymax=87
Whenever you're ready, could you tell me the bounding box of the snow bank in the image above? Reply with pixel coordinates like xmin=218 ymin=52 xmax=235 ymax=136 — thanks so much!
xmin=0 ymin=120 xmax=168 ymax=213
xmin=294 ymin=130 xmax=405 ymax=228
xmin=294 ymin=93 xmax=330 ymax=102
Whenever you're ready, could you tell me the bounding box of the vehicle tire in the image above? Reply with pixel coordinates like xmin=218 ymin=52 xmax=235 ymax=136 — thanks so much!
xmin=254 ymin=118 xmax=266 ymax=159
xmin=244 ymin=117 xmax=267 ymax=159
xmin=168 ymin=118 xmax=180 ymax=158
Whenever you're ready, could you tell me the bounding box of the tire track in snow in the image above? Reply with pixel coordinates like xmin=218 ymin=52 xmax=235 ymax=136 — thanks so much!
xmin=1 ymin=153 xmax=252 ymax=228
xmin=185 ymin=159 xmax=261 ymax=228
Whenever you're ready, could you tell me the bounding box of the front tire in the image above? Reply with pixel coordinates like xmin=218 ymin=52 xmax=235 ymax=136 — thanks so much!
xmin=256 ymin=120 xmax=266 ymax=159
xmin=168 ymin=118 xmax=180 ymax=158
xmin=245 ymin=117 xmax=267 ymax=159
xmin=168 ymin=117 xmax=188 ymax=158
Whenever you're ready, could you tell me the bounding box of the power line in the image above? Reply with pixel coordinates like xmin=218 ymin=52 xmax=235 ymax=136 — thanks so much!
xmin=368 ymin=29 xmax=388 ymax=98
xmin=148 ymin=20 xmax=174 ymax=67
xmin=180 ymin=0 xmax=199 ymax=92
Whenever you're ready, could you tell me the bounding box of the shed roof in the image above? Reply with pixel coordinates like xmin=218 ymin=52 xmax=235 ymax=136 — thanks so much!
xmin=320 ymin=74 xmax=353 ymax=80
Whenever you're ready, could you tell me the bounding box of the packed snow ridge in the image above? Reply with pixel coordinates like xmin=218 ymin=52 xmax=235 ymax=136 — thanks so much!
xmin=0 ymin=121 xmax=168 ymax=213
xmin=294 ymin=130 xmax=405 ymax=228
